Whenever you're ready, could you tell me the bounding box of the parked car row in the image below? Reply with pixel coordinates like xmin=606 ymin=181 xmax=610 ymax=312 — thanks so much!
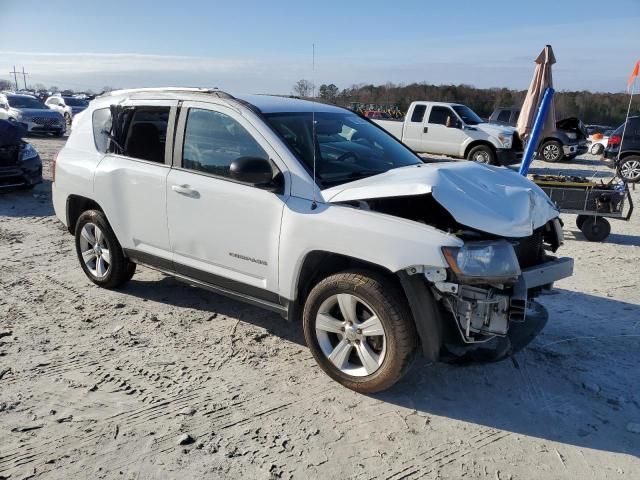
xmin=0 ymin=91 xmax=89 ymax=136
xmin=0 ymin=119 xmax=43 ymax=189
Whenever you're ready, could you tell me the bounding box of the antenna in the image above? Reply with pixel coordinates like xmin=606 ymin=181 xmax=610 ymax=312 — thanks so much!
xmin=311 ymin=43 xmax=318 ymax=210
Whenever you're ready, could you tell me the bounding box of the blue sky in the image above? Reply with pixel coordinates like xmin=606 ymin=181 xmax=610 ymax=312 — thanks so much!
xmin=1 ymin=0 xmax=639 ymax=93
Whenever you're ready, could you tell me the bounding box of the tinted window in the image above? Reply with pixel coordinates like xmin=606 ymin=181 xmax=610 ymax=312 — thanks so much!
xmin=410 ymin=105 xmax=426 ymax=123
xmin=122 ymin=108 xmax=170 ymax=163
xmin=428 ymin=106 xmax=455 ymax=125
xmin=63 ymin=97 xmax=87 ymax=107
xmin=496 ymin=110 xmax=511 ymax=123
xmin=92 ymin=108 xmax=111 ymax=153
xmin=7 ymin=95 xmax=46 ymax=109
xmin=182 ymin=108 xmax=268 ymax=178
xmin=265 ymin=111 xmax=422 ymax=187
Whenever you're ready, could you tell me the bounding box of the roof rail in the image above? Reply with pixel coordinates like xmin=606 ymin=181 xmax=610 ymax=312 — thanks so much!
xmin=99 ymin=87 xmax=234 ymax=99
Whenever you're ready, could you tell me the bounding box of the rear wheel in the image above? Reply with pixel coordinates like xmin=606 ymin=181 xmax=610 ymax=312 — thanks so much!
xmin=618 ymin=156 xmax=640 ymax=183
xmin=74 ymin=210 xmax=136 ymax=288
xmin=539 ymin=140 xmax=564 ymax=162
xmin=302 ymin=271 xmax=417 ymax=393
xmin=580 ymin=216 xmax=611 ymax=242
xmin=467 ymin=145 xmax=496 ymax=165
xmin=590 ymin=143 xmax=604 ymax=155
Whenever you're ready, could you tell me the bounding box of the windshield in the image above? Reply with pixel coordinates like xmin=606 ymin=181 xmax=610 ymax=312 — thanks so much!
xmin=452 ymin=105 xmax=484 ymax=126
xmin=63 ymin=97 xmax=88 ymax=107
xmin=7 ymin=95 xmax=47 ymax=109
xmin=264 ymin=111 xmax=422 ymax=186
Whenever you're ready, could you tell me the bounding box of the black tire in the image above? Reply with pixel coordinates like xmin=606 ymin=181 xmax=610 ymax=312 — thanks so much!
xmin=302 ymin=271 xmax=417 ymax=393
xmin=64 ymin=112 xmax=71 ymax=126
xmin=467 ymin=145 xmax=496 ymax=165
xmin=618 ymin=156 xmax=640 ymax=183
xmin=539 ymin=140 xmax=564 ymax=163
xmin=74 ymin=210 xmax=136 ymax=288
xmin=590 ymin=143 xmax=604 ymax=155
xmin=576 ymin=214 xmax=588 ymax=230
xmin=55 ymin=129 xmax=65 ymax=138
xmin=580 ymin=216 xmax=611 ymax=242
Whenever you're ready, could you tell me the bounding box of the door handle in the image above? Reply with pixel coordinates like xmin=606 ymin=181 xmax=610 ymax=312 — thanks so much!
xmin=423 ymin=127 xmax=428 ymax=133
xmin=171 ymin=184 xmax=199 ymax=197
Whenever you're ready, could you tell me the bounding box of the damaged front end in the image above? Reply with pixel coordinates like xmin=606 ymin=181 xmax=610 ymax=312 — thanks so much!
xmin=339 ymin=192 xmax=572 ymax=362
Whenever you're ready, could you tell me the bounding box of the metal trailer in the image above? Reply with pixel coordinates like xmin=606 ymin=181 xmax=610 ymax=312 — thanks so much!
xmin=533 ymin=177 xmax=634 ymax=242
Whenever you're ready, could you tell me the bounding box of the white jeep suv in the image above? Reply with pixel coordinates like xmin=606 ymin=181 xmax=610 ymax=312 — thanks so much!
xmin=52 ymin=88 xmax=573 ymax=392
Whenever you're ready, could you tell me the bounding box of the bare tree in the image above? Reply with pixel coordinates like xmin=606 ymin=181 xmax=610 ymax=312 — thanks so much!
xmin=292 ymin=79 xmax=314 ymax=98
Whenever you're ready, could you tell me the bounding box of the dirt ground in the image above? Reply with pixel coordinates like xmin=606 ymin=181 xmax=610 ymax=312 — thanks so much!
xmin=1 ymin=135 xmax=639 ymax=480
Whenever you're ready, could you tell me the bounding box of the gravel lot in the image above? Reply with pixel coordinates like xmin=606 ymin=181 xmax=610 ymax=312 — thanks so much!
xmin=1 ymin=136 xmax=639 ymax=479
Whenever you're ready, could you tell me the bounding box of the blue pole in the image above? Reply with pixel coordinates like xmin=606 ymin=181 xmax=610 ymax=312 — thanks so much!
xmin=519 ymin=87 xmax=555 ymax=176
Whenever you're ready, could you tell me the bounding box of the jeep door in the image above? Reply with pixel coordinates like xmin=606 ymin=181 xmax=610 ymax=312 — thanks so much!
xmin=93 ymin=99 xmax=177 ymax=266
xmin=421 ymin=105 xmax=467 ymax=156
xmin=166 ymin=101 xmax=288 ymax=298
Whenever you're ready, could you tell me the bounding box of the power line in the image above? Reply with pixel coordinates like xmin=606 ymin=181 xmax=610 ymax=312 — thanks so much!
xmin=9 ymin=65 xmax=19 ymax=90
xmin=21 ymin=66 xmax=29 ymax=90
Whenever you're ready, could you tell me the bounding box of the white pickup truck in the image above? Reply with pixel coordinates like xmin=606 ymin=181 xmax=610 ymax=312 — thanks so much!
xmin=374 ymin=101 xmax=523 ymax=165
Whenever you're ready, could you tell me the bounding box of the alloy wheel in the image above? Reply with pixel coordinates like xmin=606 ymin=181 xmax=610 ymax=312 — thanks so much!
xmin=620 ymin=159 xmax=640 ymax=182
xmin=543 ymin=144 xmax=560 ymax=161
xmin=473 ymin=151 xmax=490 ymax=163
xmin=315 ymin=293 xmax=386 ymax=377
xmin=79 ymin=222 xmax=111 ymax=278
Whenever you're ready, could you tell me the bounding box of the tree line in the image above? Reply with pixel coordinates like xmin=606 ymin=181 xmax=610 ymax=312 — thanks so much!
xmin=294 ymin=80 xmax=637 ymax=127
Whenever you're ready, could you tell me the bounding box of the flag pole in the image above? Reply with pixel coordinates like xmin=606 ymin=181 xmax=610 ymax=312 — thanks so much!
xmin=617 ymin=79 xmax=635 ymax=169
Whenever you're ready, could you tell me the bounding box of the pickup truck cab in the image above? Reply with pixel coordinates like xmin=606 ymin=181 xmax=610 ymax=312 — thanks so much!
xmin=52 ymin=88 xmax=573 ymax=392
xmin=373 ymin=101 xmax=522 ymax=165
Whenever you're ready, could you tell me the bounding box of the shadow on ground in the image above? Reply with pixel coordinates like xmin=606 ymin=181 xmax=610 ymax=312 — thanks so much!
xmin=0 ymin=180 xmax=54 ymax=218
xmin=379 ymin=289 xmax=640 ymax=457
xmin=121 ymin=275 xmax=640 ymax=457
xmin=123 ymin=276 xmax=305 ymax=347
xmin=566 ymin=228 xmax=640 ymax=246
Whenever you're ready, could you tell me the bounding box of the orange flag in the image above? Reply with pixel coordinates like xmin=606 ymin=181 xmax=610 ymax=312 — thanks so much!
xmin=628 ymin=60 xmax=640 ymax=91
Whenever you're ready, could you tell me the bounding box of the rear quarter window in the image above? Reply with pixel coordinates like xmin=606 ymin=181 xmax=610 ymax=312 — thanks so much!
xmin=92 ymin=108 xmax=112 ymax=153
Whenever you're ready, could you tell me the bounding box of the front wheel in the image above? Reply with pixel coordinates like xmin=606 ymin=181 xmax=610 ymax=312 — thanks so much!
xmin=302 ymin=271 xmax=417 ymax=393
xmin=539 ymin=140 xmax=564 ymax=162
xmin=618 ymin=156 xmax=640 ymax=183
xmin=467 ymin=145 xmax=496 ymax=165
xmin=590 ymin=143 xmax=604 ymax=155
xmin=74 ymin=210 xmax=136 ymax=288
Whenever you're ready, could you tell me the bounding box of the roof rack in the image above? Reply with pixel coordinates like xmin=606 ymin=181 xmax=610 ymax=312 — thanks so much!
xmin=99 ymin=87 xmax=234 ymax=99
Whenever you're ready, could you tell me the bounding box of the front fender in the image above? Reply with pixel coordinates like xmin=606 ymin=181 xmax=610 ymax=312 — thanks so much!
xmin=278 ymin=196 xmax=462 ymax=300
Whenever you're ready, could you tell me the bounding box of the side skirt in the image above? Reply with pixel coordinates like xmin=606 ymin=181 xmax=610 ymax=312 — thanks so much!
xmin=123 ymin=249 xmax=289 ymax=318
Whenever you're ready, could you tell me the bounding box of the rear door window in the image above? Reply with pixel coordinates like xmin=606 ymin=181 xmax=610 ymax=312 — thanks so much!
xmin=410 ymin=105 xmax=426 ymax=123
xmin=114 ymin=107 xmax=170 ymax=163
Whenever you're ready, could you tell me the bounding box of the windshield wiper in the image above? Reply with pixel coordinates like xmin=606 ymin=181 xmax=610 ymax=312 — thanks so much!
xmin=321 ymin=170 xmax=386 ymax=185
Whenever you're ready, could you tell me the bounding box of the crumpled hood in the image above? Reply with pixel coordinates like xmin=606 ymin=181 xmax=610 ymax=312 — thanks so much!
xmin=475 ymin=122 xmax=516 ymax=138
xmin=322 ymin=162 xmax=559 ymax=237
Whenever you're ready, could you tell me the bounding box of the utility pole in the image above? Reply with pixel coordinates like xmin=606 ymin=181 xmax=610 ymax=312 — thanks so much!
xmin=21 ymin=66 xmax=29 ymax=90
xmin=10 ymin=65 xmax=19 ymax=91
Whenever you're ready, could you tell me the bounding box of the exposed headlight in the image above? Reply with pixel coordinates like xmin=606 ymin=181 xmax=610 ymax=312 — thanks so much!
xmin=20 ymin=143 xmax=39 ymax=161
xmin=497 ymin=134 xmax=513 ymax=149
xmin=442 ymin=240 xmax=520 ymax=284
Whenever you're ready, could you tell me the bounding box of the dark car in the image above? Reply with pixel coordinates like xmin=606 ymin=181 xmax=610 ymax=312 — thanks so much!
xmin=489 ymin=107 xmax=588 ymax=162
xmin=603 ymin=116 xmax=640 ymax=183
xmin=0 ymin=120 xmax=43 ymax=190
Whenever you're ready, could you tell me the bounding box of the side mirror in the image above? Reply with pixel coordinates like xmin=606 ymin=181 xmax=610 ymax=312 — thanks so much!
xmin=446 ymin=116 xmax=460 ymax=128
xmin=230 ymin=156 xmax=274 ymax=186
